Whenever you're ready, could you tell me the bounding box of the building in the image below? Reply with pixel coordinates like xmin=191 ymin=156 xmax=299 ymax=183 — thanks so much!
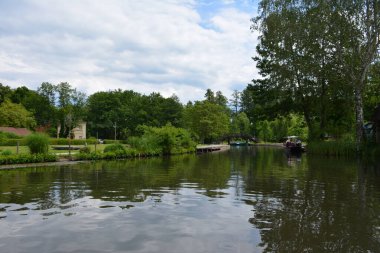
xmin=71 ymin=121 xmax=86 ymax=139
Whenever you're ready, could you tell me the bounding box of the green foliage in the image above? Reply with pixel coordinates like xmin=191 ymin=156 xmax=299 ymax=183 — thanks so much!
xmin=307 ymin=141 xmax=357 ymax=157
xmin=0 ymin=83 xmax=12 ymax=104
xmin=11 ymin=86 xmax=56 ymax=127
xmin=364 ymin=62 xmax=380 ymax=119
xmin=1 ymin=150 xmax=12 ymax=156
xmin=256 ymin=114 xmax=308 ymax=142
xmin=252 ymin=0 xmax=380 ymax=146
xmin=0 ymin=100 xmax=36 ymax=128
xmin=75 ymin=149 xmax=155 ymax=161
xmin=230 ymin=112 xmax=251 ymax=136
xmin=86 ymin=90 xmax=183 ymax=139
xmin=183 ymin=101 xmax=230 ymax=143
xmin=0 ymin=131 xmax=21 ymax=139
xmin=103 ymin=139 xmax=121 ymax=144
xmin=0 ymin=153 xmax=57 ymax=165
xmin=0 ymin=138 xmax=25 ymax=146
xmin=288 ymin=114 xmax=308 ymax=141
xmin=103 ymin=143 xmax=126 ymax=153
xmin=49 ymin=138 xmax=97 ymax=145
xmin=128 ymin=124 xmax=196 ymax=155
xmin=37 ymin=82 xmax=86 ymax=138
xmin=25 ymin=133 xmax=50 ymax=154
xmin=79 ymin=146 xmax=91 ymax=154
xmin=0 ymin=131 xmax=24 ymax=146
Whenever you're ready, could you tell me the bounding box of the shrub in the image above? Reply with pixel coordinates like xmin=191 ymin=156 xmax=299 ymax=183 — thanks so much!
xmin=0 ymin=131 xmax=22 ymax=139
xmin=1 ymin=150 xmax=12 ymax=156
xmin=103 ymin=139 xmax=123 ymax=144
xmin=0 ymin=138 xmax=25 ymax=146
xmin=128 ymin=124 xmax=196 ymax=155
xmin=103 ymin=143 xmax=126 ymax=153
xmin=74 ymin=147 xmax=161 ymax=161
xmin=79 ymin=146 xmax=91 ymax=154
xmin=25 ymin=133 xmax=50 ymax=154
xmin=0 ymin=153 xmax=57 ymax=165
xmin=49 ymin=138 xmax=97 ymax=145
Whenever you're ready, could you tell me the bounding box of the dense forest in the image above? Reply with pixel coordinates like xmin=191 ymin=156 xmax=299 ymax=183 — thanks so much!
xmin=1 ymin=0 xmax=380 ymax=146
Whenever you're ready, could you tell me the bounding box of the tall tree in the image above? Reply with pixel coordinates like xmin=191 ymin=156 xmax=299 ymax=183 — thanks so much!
xmin=183 ymin=101 xmax=230 ymax=143
xmin=230 ymin=90 xmax=241 ymax=114
xmin=215 ymin=91 xmax=228 ymax=108
xmin=12 ymin=86 xmax=56 ymax=127
xmin=0 ymin=83 xmax=12 ymax=104
xmin=322 ymin=0 xmax=380 ymax=147
xmin=252 ymin=0 xmax=379 ymax=144
xmin=364 ymin=62 xmax=380 ymax=119
xmin=204 ymin=89 xmax=215 ymax=103
xmin=37 ymin=82 xmax=56 ymax=105
xmin=53 ymin=82 xmax=86 ymax=138
xmin=0 ymin=100 xmax=36 ymax=128
xmin=230 ymin=112 xmax=251 ymax=136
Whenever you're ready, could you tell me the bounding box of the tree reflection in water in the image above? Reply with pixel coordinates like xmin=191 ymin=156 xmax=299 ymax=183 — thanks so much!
xmin=244 ymin=149 xmax=380 ymax=252
xmin=0 ymin=147 xmax=379 ymax=253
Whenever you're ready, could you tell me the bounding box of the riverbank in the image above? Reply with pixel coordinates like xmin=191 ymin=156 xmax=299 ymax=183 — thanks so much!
xmin=253 ymin=143 xmax=284 ymax=147
xmin=0 ymin=144 xmax=230 ymax=169
xmin=0 ymin=159 xmax=89 ymax=170
xmin=196 ymin=144 xmax=230 ymax=153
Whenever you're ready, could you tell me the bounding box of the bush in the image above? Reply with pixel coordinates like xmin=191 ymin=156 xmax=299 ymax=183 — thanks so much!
xmin=128 ymin=124 xmax=196 ymax=155
xmin=103 ymin=143 xmax=126 ymax=153
xmin=49 ymin=138 xmax=97 ymax=145
xmin=103 ymin=139 xmax=125 ymax=144
xmin=79 ymin=146 xmax=91 ymax=154
xmin=0 ymin=131 xmax=22 ymax=139
xmin=75 ymin=148 xmax=144 ymax=161
xmin=0 ymin=153 xmax=57 ymax=165
xmin=0 ymin=138 xmax=25 ymax=146
xmin=25 ymin=133 xmax=50 ymax=154
xmin=1 ymin=150 xmax=12 ymax=156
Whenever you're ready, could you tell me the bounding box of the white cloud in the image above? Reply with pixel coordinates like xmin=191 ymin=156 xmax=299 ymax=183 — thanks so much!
xmin=0 ymin=0 xmax=259 ymax=102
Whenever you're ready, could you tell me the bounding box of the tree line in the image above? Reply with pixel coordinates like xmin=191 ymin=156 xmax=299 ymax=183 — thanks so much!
xmin=247 ymin=0 xmax=380 ymax=147
xmin=0 ymin=83 xmax=257 ymax=143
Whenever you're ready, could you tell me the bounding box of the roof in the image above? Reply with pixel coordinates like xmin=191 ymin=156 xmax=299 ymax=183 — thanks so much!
xmin=373 ymin=104 xmax=380 ymax=121
xmin=0 ymin=127 xmax=32 ymax=136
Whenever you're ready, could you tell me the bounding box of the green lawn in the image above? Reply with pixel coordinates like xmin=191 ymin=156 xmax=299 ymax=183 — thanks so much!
xmin=0 ymin=144 xmax=120 ymax=156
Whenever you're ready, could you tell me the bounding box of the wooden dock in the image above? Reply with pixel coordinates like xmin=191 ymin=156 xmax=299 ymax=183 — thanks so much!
xmin=196 ymin=145 xmax=230 ymax=154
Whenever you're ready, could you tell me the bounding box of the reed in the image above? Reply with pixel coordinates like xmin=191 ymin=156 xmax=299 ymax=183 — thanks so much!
xmin=307 ymin=141 xmax=380 ymax=158
xmin=307 ymin=140 xmax=357 ymax=157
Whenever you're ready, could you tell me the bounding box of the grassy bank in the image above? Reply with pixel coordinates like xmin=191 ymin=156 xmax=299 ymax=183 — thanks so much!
xmin=0 ymin=153 xmax=58 ymax=165
xmin=0 ymin=125 xmax=197 ymax=165
xmin=307 ymin=141 xmax=380 ymax=158
xmin=0 ymin=144 xmax=196 ymax=166
xmin=0 ymin=144 xmax=113 ymax=155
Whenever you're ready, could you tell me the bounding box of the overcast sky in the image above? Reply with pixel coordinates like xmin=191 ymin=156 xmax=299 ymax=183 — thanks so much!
xmin=0 ymin=0 xmax=259 ymax=102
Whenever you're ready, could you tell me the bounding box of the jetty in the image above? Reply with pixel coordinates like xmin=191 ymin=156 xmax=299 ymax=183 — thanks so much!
xmin=196 ymin=144 xmax=230 ymax=154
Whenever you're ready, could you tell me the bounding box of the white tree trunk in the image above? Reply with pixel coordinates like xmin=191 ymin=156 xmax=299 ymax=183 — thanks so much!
xmin=354 ymin=86 xmax=364 ymax=151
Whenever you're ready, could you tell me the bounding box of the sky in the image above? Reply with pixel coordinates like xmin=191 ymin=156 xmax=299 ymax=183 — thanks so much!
xmin=0 ymin=0 xmax=260 ymax=103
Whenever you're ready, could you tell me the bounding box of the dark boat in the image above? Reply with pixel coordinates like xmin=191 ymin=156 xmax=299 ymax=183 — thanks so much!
xmin=289 ymin=144 xmax=304 ymax=154
xmin=284 ymin=136 xmax=305 ymax=157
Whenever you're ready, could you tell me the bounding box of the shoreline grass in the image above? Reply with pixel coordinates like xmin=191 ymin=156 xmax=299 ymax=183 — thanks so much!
xmin=307 ymin=141 xmax=380 ymax=159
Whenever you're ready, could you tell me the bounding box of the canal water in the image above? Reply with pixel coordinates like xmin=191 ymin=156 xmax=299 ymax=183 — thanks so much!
xmin=0 ymin=147 xmax=379 ymax=253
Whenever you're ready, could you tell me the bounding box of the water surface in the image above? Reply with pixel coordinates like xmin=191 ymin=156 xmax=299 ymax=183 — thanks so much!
xmin=0 ymin=147 xmax=379 ymax=252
